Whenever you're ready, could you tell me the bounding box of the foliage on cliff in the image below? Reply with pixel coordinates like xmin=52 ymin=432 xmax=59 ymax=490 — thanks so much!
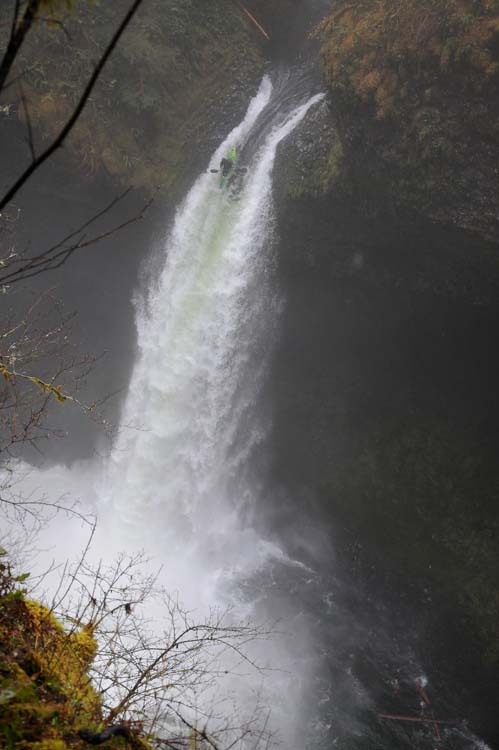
xmin=315 ymin=0 xmax=499 ymax=239
xmin=318 ymin=0 xmax=499 ymax=118
xmin=0 ymin=0 xmax=265 ymax=198
xmin=0 ymin=552 xmax=148 ymax=750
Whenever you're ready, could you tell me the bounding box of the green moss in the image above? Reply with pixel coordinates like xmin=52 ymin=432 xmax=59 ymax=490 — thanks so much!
xmin=0 ymin=596 xmax=98 ymax=747
xmin=0 ymin=583 xmax=151 ymax=750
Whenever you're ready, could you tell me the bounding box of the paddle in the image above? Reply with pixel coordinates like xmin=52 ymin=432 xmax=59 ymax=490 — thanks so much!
xmin=209 ymin=167 xmax=248 ymax=174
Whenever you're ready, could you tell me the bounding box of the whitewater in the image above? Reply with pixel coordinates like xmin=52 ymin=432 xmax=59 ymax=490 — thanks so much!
xmin=13 ymin=74 xmax=324 ymax=748
xmin=97 ymin=75 xmax=323 ymax=600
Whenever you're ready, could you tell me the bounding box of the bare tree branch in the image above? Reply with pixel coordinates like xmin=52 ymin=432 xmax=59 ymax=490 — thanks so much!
xmin=0 ymin=0 xmax=146 ymax=212
xmin=0 ymin=492 xmax=93 ymax=527
xmin=17 ymin=80 xmax=36 ymax=161
xmin=0 ymin=0 xmax=40 ymax=93
xmin=33 ymin=551 xmax=275 ymax=750
xmin=0 ymin=189 xmax=154 ymax=286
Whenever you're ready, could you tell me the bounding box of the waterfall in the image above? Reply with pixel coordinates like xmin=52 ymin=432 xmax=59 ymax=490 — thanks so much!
xmin=75 ymin=74 xmax=322 ymax=746
xmin=96 ymin=76 xmax=324 ymax=609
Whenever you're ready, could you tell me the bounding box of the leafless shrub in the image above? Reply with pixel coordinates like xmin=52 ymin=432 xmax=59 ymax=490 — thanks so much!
xmin=36 ymin=550 xmax=277 ymax=750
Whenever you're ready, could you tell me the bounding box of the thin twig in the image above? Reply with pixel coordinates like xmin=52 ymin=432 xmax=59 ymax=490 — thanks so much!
xmin=0 ymin=0 xmax=41 ymax=93
xmin=0 ymin=193 xmax=153 ymax=285
xmin=18 ymin=80 xmax=36 ymax=160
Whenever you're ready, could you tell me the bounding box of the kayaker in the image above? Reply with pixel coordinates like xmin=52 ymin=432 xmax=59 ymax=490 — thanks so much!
xmin=220 ymin=156 xmax=233 ymax=177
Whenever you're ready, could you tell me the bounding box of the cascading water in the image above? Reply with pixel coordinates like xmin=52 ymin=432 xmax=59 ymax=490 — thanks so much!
xmin=97 ymin=75 xmax=323 ymax=603
xmin=94 ymin=72 xmax=325 ymax=745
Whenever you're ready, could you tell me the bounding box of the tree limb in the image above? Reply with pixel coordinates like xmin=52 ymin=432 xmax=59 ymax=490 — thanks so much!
xmin=0 ymin=0 xmax=41 ymax=93
xmin=0 ymin=188 xmax=154 ymax=286
xmin=18 ymin=80 xmax=36 ymax=161
xmin=0 ymin=0 xmax=146 ymax=212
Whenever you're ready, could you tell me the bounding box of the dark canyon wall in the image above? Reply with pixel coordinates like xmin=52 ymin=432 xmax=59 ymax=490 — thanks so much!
xmin=269 ymin=0 xmax=499 ymax=743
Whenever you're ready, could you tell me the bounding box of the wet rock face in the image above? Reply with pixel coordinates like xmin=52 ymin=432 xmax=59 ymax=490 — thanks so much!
xmin=269 ymin=16 xmax=499 ymax=704
xmin=281 ymin=88 xmax=499 ymax=244
xmin=271 ymin=97 xmax=499 ymax=745
xmin=274 ymin=100 xmax=344 ymax=203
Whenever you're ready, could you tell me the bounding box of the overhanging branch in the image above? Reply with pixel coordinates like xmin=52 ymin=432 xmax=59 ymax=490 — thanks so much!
xmin=0 ymin=0 xmax=146 ymax=212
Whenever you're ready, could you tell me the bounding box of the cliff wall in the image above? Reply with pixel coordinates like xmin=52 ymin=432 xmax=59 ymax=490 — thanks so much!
xmin=270 ymin=2 xmax=499 ymax=742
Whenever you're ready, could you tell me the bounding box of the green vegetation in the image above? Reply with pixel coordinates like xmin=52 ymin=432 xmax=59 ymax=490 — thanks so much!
xmin=318 ymin=0 xmax=499 ymax=120
xmin=313 ymin=0 xmax=499 ymax=238
xmin=0 ymin=552 xmax=149 ymax=750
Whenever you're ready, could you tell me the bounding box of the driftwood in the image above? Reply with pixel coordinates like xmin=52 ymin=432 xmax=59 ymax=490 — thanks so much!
xmin=230 ymin=1 xmax=270 ymax=41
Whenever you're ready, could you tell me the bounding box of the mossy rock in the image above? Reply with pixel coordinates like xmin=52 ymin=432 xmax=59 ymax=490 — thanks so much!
xmin=0 ymin=595 xmax=101 ymax=748
xmin=275 ymin=101 xmax=344 ymax=203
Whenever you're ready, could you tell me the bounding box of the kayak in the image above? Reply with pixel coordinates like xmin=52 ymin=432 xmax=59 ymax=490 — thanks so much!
xmin=219 ymin=147 xmax=238 ymax=191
